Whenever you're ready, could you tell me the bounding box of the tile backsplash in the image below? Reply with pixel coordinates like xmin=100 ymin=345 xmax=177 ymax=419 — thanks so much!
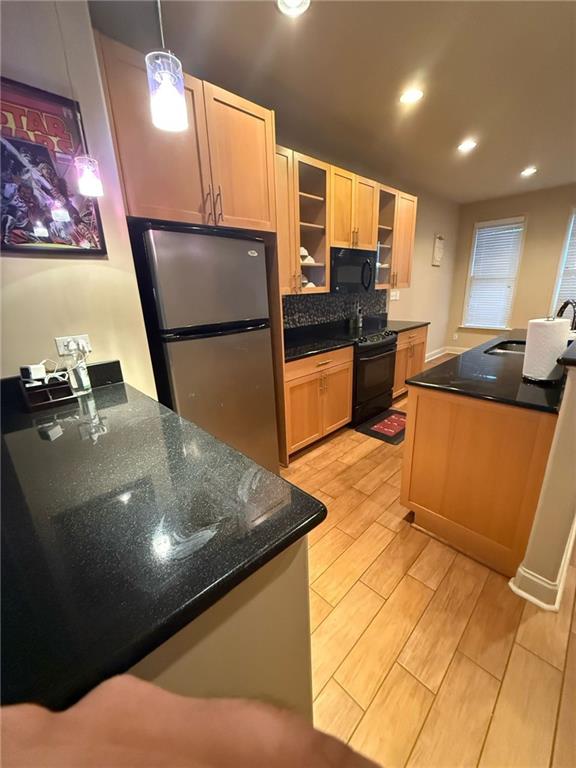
xmin=283 ymin=292 xmax=388 ymax=329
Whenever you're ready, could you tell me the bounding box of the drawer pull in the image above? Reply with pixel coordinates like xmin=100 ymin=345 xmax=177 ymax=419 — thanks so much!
xmin=316 ymin=360 xmax=333 ymax=366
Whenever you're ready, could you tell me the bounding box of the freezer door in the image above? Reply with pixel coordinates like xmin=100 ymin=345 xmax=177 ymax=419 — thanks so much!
xmin=165 ymin=327 xmax=279 ymax=472
xmin=145 ymin=230 xmax=269 ymax=330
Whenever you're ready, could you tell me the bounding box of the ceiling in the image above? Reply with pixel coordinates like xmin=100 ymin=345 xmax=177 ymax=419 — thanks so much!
xmin=89 ymin=1 xmax=576 ymax=203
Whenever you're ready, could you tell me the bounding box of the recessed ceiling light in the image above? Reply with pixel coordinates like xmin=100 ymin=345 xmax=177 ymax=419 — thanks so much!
xmin=400 ymin=88 xmax=424 ymax=105
xmin=458 ymin=138 xmax=478 ymax=154
xmin=520 ymin=166 xmax=538 ymax=177
xmin=277 ymin=0 xmax=310 ymax=17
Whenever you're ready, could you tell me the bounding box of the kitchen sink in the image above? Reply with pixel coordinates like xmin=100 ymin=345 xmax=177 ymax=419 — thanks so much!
xmin=485 ymin=340 xmax=526 ymax=355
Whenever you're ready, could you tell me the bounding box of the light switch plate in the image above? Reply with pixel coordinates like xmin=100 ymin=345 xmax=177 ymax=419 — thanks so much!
xmin=390 ymin=290 xmax=400 ymax=301
xmin=55 ymin=334 xmax=92 ymax=356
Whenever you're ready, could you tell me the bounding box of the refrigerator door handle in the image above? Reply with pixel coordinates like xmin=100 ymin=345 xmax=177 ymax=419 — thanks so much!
xmin=161 ymin=319 xmax=270 ymax=342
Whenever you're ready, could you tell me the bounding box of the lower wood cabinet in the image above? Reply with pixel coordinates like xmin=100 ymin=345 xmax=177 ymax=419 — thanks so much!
xmin=285 ymin=347 xmax=353 ymax=455
xmin=393 ymin=326 xmax=428 ymax=399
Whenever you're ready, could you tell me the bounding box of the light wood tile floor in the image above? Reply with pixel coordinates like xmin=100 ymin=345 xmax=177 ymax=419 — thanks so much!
xmin=281 ymin=390 xmax=576 ymax=767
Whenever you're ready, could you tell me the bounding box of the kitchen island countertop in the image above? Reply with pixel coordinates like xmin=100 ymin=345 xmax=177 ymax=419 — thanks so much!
xmin=406 ymin=329 xmax=565 ymax=413
xmin=1 ymin=381 xmax=325 ymax=710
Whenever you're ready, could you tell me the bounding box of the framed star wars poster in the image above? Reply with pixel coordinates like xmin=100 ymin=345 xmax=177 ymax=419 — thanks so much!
xmin=1 ymin=78 xmax=106 ymax=255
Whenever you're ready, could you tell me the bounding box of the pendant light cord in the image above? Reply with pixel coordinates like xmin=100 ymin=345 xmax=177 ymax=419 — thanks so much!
xmin=156 ymin=0 xmax=166 ymax=50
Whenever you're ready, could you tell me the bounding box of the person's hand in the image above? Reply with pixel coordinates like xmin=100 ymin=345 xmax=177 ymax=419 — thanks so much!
xmin=2 ymin=675 xmax=378 ymax=768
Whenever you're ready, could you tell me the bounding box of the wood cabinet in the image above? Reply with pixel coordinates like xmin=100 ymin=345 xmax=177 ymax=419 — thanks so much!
xmin=376 ymin=186 xmax=418 ymax=290
xmin=393 ymin=326 xmax=428 ymax=399
xmin=97 ymin=34 xmax=276 ymax=231
xmin=97 ymin=34 xmax=212 ymax=225
xmin=295 ymin=153 xmax=330 ymax=293
xmin=401 ymin=386 xmax=557 ymax=576
xmin=392 ymin=192 xmax=418 ymax=288
xmin=275 ymin=149 xmax=330 ymax=295
xmin=203 ymin=83 xmax=276 ymax=231
xmin=330 ymin=167 xmax=379 ymax=250
xmin=275 ymin=147 xmax=297 ymax=294
xmin=284 ymin=373 xmax=323 ymax=453
xmin=284 ymin=347 xmax=353 ymax=454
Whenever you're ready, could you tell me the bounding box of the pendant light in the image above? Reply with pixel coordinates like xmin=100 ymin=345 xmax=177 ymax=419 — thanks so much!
xmin=146 ymin=0 xmax=188 ymax=132
xmin=277 ymin=0 xmax=311 ymax=17
xmin=55 ymin=5 xmax=104 ymax=198
xmin=74 ymin=156 xmax=104 ymax=198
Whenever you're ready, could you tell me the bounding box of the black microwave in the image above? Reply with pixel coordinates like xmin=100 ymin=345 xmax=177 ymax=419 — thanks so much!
xmin=330 ymin=248 xmax=376 ymax=293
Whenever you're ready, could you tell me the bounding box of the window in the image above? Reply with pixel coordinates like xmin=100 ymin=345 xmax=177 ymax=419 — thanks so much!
xmin=462 ymin=217 xmax=525 ymax=329
xmin=551 ymin=211 xmax=576 ymax=314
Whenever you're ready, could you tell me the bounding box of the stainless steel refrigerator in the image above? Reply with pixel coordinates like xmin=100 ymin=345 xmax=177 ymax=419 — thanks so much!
xmin=143 ymin=229 xmax=279 ymax=472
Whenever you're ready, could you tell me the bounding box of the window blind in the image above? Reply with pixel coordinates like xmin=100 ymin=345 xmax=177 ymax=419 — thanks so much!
xmin=551 ymin=212 xmax=576 ymax=313
xmin=463 ymin=218 xmax=525 ymax=329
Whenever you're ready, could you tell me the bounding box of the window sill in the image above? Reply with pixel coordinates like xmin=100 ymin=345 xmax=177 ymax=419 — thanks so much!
xmin=459 ymin=325 xmax=512 ymax=332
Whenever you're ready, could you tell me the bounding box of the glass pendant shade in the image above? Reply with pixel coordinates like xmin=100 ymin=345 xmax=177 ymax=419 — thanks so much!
xmin=145 ymin=51 xmax=189 ymax=132
xmin=75 ymin=156 xmax=104 ymax=197
xmin=277 ymin=0 xmax=310 ymax=17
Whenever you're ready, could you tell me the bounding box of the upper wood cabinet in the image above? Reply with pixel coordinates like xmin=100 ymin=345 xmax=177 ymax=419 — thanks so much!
xmin=275 ymin=147 xmax=297 ymax=295
xmin=97 ymin=34 xmax=276 ymax=232
xmin=354 ymin=176 xmax=379 ymax=250
xmin=97 ymin=34 xmax=212 ymax=225
xmin=393 ymin=192 xmax=418 ymax=288
xmin=294 ymin=153 xmax=330 ymax=294
xmin=330 ymin=168 xmax=379 ymax=250
xmin=203 ymin=83 xmax=276 ymax=231
xmin=275 ymin=149 xmax=330 ymax=295
xmin=330 ymin=167 xmax=355 ymax=248
xmin=375 ymin=185 xmax=418 ymax=290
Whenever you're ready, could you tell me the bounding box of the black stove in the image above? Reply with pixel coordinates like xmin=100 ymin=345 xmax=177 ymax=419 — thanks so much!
xmin=344 ymin=326 xmax=398 ymax=425
xmin=356 ymin=329 xmax=397 ymax=348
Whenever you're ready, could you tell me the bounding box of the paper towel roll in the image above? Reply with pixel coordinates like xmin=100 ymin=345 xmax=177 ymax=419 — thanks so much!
xmin=522 ymin=318 xmax=570 ymax=382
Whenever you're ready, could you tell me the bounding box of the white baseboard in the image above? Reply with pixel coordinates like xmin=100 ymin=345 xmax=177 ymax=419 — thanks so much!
xmin=425 ymin=345 xmax=469 ymax=362
xmin=509 ymin=491 xmax=576 ymax=611
xmin=444 ymin=345 xmax=470 ymax=355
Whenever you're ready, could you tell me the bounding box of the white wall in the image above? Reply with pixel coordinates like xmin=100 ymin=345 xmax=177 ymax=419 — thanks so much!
xmin=387 ymin=190 xmax=459 ymax=356
xmin=447 ymin=184 xmax=576 ymax=350
xmin=0 ymin=0 xmax=155 ymax=397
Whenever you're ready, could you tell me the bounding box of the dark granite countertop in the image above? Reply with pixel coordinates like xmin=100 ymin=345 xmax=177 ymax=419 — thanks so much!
xmin=406 ymin=329 xmax=565 ymax=413
xmin=385 ymin=320 xmax=430 ymax=334
xmin=284 ymin=317 xmax=430 ymax=362
xmin=1 ymin=382 xmax=326 ymax=710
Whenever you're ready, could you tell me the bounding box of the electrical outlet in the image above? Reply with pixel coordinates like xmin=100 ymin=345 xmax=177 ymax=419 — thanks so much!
xmin=452 ymin=333 xmax=459 ymax=341
xmin=390 ymin=290 xmax=400 ymax=301
xmin=55 ymin=334 xmax=92 ymax=356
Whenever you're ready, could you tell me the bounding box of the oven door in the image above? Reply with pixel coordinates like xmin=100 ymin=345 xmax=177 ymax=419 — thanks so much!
xmin=355 ymin=343 xmax=397 ymax=405
xmin=330 ymin=249 xmax=376 ymax=293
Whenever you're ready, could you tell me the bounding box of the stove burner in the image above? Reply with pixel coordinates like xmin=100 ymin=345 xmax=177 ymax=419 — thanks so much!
xmin=358 ymin=330 xmax=397 ymax=346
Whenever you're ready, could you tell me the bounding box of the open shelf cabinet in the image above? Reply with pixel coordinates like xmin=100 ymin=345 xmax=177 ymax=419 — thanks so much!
xmin=295 ymin=153 xmax=330 ymax=292
xmin=376 ymin=185 xmax=397 ymax=289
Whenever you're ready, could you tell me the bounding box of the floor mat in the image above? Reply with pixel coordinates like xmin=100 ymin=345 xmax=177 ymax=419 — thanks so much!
xmin=355 ymin=409 xmax=406 ymax=444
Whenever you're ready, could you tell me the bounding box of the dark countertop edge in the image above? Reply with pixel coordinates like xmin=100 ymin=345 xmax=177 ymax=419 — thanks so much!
xmin=283 ymin=319 xmax=430 ymax=362
xmin=404 ymin=379 xmax=560 ymax=414
xmin=41 ymin=500 xmax=326 ymax=711
xmin=285 ymin=340 xmax=354 ymax=362
xmin=558 ymin=342 xmax=576 ymax=367
xmin=406 ymin=331 xmax=562 ymax=414
xmin=385 ymin=320 xmax=430 ymax=333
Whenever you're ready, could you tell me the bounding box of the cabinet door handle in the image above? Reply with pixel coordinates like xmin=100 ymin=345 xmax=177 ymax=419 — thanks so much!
xmin=206 ymin=184 xmax=216 ymax=221
xmin=316 ymin=360 xmax=333 ymax=366
xmin=215 ymin=184 xmax=224 ymax=221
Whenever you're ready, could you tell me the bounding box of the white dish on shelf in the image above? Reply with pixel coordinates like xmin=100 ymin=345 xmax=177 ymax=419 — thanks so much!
xmin=301 ymin=255 xmax=316 ymax=264
xmin=305 ymin=281 xmax=316 ymax=288
xmin=299 ymin=246 xmax=309 ymax=257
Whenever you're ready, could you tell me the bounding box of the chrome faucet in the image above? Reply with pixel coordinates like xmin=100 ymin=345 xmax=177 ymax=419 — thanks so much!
xmin=557 ymin=299 xmax=576 ymax=330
